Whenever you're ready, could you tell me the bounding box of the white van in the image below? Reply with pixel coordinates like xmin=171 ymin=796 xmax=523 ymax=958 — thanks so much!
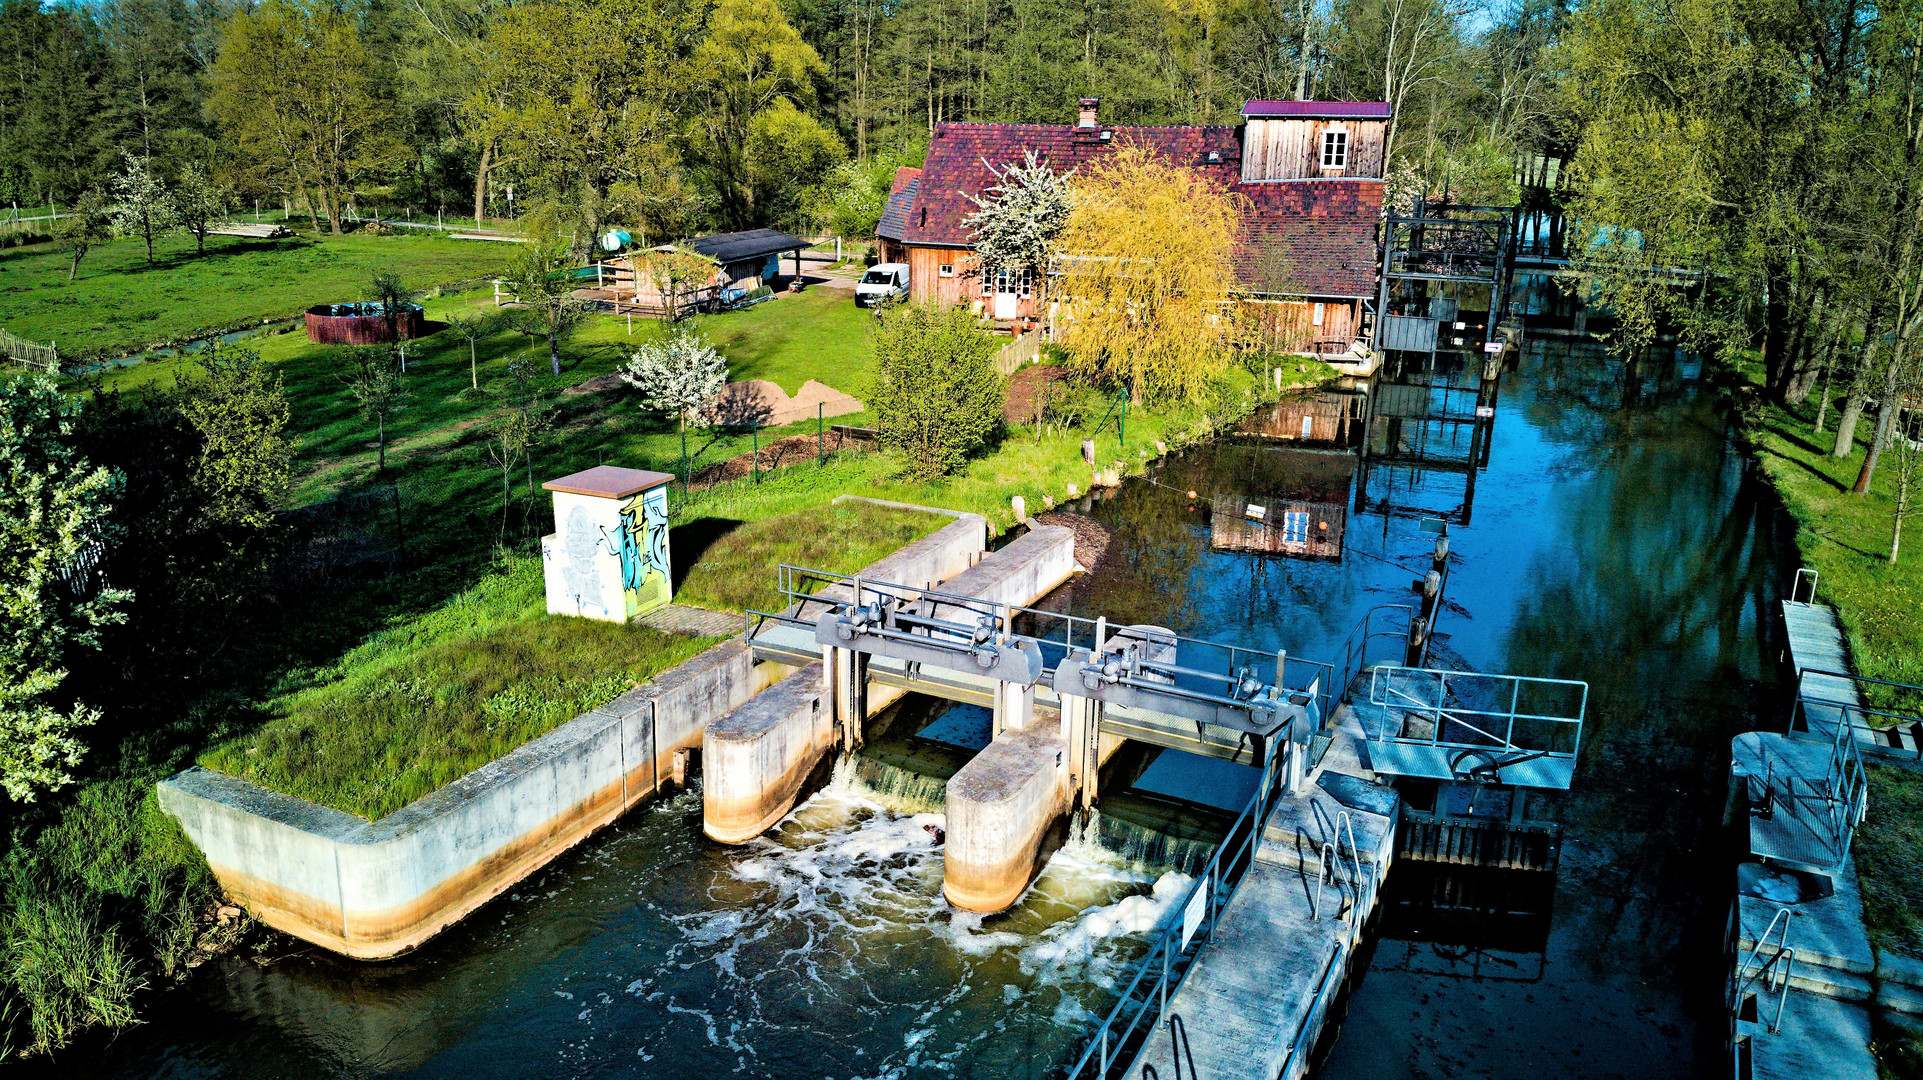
xmin=855 ymin=263 xmax=910 ymax=307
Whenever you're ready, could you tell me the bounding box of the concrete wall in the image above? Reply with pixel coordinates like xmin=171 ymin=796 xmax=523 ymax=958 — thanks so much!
xmin=701 ymin=524 xmax=1075 ymax=845
xmin=159 ymin=639 xmax=773 ymax=959
xmin=158 ymin=502 xmax=989 ymax=961
xmin=943 ymin=724 xmax=1068 ymax=912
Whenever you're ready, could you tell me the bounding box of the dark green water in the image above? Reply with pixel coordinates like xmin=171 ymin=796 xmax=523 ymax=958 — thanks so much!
xmin=62 ymin=340 xmax=1787 ymax=1079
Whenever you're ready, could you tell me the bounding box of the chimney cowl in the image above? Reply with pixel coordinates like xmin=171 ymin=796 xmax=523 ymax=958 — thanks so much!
xmin=1077 ymin=97 xmax=1100 ymax=128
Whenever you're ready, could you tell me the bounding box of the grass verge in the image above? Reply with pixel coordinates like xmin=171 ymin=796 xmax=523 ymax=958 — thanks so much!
xmin=676 ymin=500 xmax=949 ymax=613
xmin=0 ymin=228 xmax=506 ymax=361
xmin=1859 ymin=764 xmax=1923 ymax=958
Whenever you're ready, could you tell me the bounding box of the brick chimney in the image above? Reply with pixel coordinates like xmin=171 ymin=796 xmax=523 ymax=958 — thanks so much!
xmin=1077 ymin=97 xmax=1100 ymax=129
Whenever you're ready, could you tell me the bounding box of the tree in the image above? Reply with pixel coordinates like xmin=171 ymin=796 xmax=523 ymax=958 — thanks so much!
xmin=686 ymin=0 xmax=836 ymax=228
xmin=965 ymin=149 xmax=1073 ymax=282
xmin=481 ymin=357 xmax=553 ymax=539
xmin=172 ymin=161 xmax=228 ymax=255
xmin=109 ymin=152 xmax=173 ymax=265
xmin=0 ymin=376 xmax=130 ymax=801
xmin=341 ymin=345 xmax=409 ymax=471
xmin=367 ymin=269 xmax=420 ymax=345
xmin=206 ymin=0 xmax=397 ymax=234
xmin=50 ymin=188 xmax=113 ymax=281
xmin=1886 ymin=363 xmax=1923 ymax=563
xmin=502 ymin=241 xmax=590 ymax=376
xmin=620 ymin=325 xmax=728 ymax=474
xmin=868 ymin=303 xmax=1004 ymax=478
xmin=445 ymin=309 xmax=497 ymax=389
xmin=177 ymin=344 xmax=292 ymax=532
xmin=639 ymin=247 xmax=720 ymax=322
xmin=1055 ymin=141 xmax=1242 ymax=403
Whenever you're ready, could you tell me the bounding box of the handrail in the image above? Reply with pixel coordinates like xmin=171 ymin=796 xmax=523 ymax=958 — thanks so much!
xmin=1065 ymin=743 xmax=1283 ymax=1080
xmin=1731 ymin=906 xmax=1797 ymax=1035
xmin=1277 ymin=941 xmax=1347 ymax=1080
xmin=766 ymin=562 xmax=1342 ymax=716
xmin=1334 ymin=811 xmax=1369 ymax=918
xmin=1791 ymin=568 xmax=1819 ymax=604
xmin=1310 ymin=842 xmax=1338 ymax=921
xmin=1368 ymin=665 xmax=1587 ymax=759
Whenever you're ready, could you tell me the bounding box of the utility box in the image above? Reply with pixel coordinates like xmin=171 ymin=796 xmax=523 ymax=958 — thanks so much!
xmin=541 ymin=466 xmax=676 ymax=623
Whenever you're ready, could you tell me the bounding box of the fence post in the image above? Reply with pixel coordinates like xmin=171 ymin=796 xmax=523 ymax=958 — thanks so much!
xmin=753 ymin=424 xmax=760 ymax=484
xmin=818 ymin=402 xmax=825 ymax=466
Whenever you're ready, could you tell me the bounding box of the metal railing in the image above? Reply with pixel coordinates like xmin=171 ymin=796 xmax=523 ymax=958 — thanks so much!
xmin=1785 ymin=687 xmax=1872 ymax=864
xmin=1336 ymin=604 xmax=1416 ymax=700
xmin=1790 ymin=568 xmax=1819 ymax=604
xmin=1277 ymin=940 xmax=1348 ymax=1080
xmin=1366 ymin=665 xmax=1587 ymax=784
xmin=1730 ymin=906 xmax=1797 ymax=1035
xmin=748 ymin=563 xmax=1341 ymax=718
xmin=1064 ymin=742 xmax=1285 ymax=1080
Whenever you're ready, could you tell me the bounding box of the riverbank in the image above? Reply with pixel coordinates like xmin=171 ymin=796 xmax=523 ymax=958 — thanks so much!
xmin=1724 ymin=354 xmax=1923 ymax=1074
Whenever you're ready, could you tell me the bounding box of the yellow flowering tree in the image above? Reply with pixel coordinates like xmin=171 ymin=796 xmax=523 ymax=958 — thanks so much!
xmin=1056 ymin=142 xmax=1244 ymax=405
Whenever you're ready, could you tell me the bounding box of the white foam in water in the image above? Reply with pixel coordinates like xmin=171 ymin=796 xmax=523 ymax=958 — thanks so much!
xmin=636 ymin=757 xmax=1207 ymax=1075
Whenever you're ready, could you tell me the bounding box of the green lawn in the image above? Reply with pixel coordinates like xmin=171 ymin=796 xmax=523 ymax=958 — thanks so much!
xmin=1857 ymin=764 xmax=1923 ymax=958
xmin=1736 ymin=358 xmax=1923 ymax=698
xmin=199 ymin=557 xmax=718 ymax=820
xmin=0 ymin=227 xmax=508 ymax=361
xmin=696 ymin=286 xmax=876 ymax=395
xmin=676 ymin=500 xmax=948 ymax=613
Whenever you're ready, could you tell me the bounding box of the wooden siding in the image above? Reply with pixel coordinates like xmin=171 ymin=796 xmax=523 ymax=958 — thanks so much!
xmin=905 ymin=246 xmax=1040 ymax=320
xmin=1242 ymin=119 xmax=1387 ymax=181
xmin=1235 ymin=298 xmax=1359 ymax=355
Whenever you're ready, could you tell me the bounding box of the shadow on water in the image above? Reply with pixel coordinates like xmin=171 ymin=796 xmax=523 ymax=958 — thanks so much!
xmin=61 ymin=338 xmax=1792 ymax=1079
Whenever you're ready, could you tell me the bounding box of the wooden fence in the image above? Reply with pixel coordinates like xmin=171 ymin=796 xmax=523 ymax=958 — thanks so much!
xmin=0 ymin=327 xmax=57 ymax=372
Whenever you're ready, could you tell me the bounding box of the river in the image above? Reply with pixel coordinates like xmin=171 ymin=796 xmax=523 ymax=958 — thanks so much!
xmin=66 ymin=337 xmax=1787 ymax=1079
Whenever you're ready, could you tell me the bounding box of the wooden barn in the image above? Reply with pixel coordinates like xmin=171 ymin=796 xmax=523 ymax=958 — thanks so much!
xmin=1208 ymin=449 xmax=1357 ymax=561
xmin=875 ymin=97 xmax=1387 ymax=360
xmin=588 ymin=229 xmax=810 ymax=316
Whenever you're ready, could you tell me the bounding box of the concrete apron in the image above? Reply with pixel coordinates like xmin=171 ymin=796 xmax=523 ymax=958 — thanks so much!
xmin=703 ymin=525 xmax=1079 ymax=845
xmin=158 ymin=508 xmax=991 ymax=961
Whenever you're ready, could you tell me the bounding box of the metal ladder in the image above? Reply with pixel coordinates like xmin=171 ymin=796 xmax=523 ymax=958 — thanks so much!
xmin=1729 ymin=906 xmax=1797 ymax=1036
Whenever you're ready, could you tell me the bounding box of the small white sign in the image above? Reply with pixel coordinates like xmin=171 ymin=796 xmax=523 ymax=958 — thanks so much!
xmin=1476 ymin=405 xmax=1496 ymax=419
xmin=1181 ymin=884 xmax=1207 ymax=949
xmin=1483 ymin=341 xmax=1503 ymax=354
xmin=1245 ymin=502 xmax=1268 ymax=521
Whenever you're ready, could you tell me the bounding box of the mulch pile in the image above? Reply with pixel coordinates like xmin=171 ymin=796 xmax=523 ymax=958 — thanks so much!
xmin=1004 ymin=364 xmax=1072 ymax=425
xmin=1031 ymin=511 xmax=1113 ymax=571
xmin=687 ymin=429 xmax=872 ymax=489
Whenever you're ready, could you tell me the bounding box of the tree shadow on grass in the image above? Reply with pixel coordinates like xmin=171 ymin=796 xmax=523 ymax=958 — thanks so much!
xmin=670 ymin=517 xmax=742 ymax=592
xmin=1760 ymin=423 xmax=1851 ymax=493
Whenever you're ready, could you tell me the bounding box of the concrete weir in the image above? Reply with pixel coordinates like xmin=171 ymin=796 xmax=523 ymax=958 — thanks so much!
xmin=703 ymin=524 xmax=1077 ymax=844
xmin=157 ymin=503 xmax=991 ymax=960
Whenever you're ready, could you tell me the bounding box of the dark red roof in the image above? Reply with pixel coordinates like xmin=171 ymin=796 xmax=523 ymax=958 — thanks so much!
xmin=1237 ymin=181 xmax=1384 ymax=298
xmin=876 ymin=167 xmax=921 ymax=241
xmin=905 ymin=120 xmax=1382 ymax=299
xmin=1241 ymin=101 xmax=1392 ymax=119
xmin=900 ymin=123 xmax=1244 ymax=248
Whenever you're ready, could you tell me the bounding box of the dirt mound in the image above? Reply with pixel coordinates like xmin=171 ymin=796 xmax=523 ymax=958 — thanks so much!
xmin=687 ymin=429 xmax=873 ymax=489
xmin=1032 ymin=511 xmax=1112 ymax=571
xmin=1004 ymin=364 xmax=1072 ymax=425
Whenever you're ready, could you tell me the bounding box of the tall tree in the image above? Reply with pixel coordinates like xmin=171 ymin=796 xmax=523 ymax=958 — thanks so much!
xmin=207 ymin=0 xmax=397 ymax=234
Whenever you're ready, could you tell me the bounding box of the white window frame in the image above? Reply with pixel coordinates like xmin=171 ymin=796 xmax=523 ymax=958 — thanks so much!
xmin=1321 ymin=128 xmax=1349 ymax=170
xmin=1312 ymin=301 xmax=1325 ymax=327
xmin=939 ymin=263 xmax=955 ymax=278
xmin=1282 ymin=510 xmax=1310 ymax=545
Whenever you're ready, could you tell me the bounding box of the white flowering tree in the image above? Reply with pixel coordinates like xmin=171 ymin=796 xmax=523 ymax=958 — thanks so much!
xmin=110 ymin=153 xmax=175 ymax=266
xmin=0 ymin=377 xmax=129 ymax=801
xmin=963 ymin=149 xmax=1074 ymax=281
xmin=620 ymin=327 xmax=729 ymax=474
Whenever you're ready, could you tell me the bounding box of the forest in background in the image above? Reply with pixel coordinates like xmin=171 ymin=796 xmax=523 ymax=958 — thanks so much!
xmin=0 ymin=0 xmax=1568 ymax=240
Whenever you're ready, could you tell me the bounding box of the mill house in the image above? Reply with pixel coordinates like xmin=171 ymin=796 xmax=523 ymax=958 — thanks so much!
xmin=877 ymin=98 xmax=1388 ymax=365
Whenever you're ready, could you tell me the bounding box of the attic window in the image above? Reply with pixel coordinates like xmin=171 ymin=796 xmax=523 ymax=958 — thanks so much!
xmin=1321 ymin=130 xmax=1348 ymax=169
xmin=919 ymin=206 xmax=927 ymax=227
xmin=939 ymin=263 xmax=955 ymax=278
xmin=1206 ymin=150 xmax=1221 ymax=164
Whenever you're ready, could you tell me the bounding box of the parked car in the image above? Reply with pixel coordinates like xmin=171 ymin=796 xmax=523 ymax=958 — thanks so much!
xmin=855 ymin=263 xmax=910 ymax=307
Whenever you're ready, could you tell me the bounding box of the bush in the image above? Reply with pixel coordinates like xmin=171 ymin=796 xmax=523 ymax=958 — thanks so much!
xmin=869 ymin=303 xmax=1005 ymax=479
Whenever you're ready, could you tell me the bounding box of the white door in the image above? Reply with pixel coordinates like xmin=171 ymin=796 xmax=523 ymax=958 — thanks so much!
xmin=993 ymin=268 xmax=1021 ymax=320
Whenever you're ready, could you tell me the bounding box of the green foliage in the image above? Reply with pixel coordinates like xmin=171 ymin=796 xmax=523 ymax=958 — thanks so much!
xmin=199 ymin=556 xmax=716 ymax=819
xmin=868 ymin=302 xmax=1005 ymax=479
xmin=177 ymin=344 xmax=292 ymax=533
xmin=808 ymin=153 xmax=910 ymax=239
xmin=502 ymin=239 xmax=591 ymax=375
xmin=0 ymin=376 xmax=129 ymax=801
xmin=675 ymin=501 xmax=947 ymax=613
xmin=3 ymin=888 xmax=144 ymax=1055
xmin=50 ymin=189 xmax=113 ymax=282
xmin=341 ymin=344 xmax=410 ymax=471
xmin=171 ymin=162 xmax=229 ymax=256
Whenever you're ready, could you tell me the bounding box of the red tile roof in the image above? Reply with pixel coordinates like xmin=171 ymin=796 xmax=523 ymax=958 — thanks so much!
xmin=903 ymin=121 xmax=1382 ymax=299
xmin=1241 ymin=101 xmax=1392 ymax=119
xmin=1236 ymin=181 xmax=1384 ymax=298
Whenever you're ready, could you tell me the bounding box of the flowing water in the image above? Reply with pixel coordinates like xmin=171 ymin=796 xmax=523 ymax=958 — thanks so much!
xmin=70 ymin=338 xmax=1785 ymax=1078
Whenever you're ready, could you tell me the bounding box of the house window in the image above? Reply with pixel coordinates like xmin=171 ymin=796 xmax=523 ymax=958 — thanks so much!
xmin=1312 ymin=302 xmax=1325 ymax=327
xmin=1300 ymin=414 xmax=1315 ymax=439
xmin=1019 ymin=269 xmax=1033 ymax=298
xmin=939 ymin=264 xmax=955 ymax=278
xmin=1321 ymin=131 xmax=1348 ymax=169
xmin=982 ymin=271 xmax=993 ymax=296
xmin=1282 ymin=511 xmax=1310 ymax=545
